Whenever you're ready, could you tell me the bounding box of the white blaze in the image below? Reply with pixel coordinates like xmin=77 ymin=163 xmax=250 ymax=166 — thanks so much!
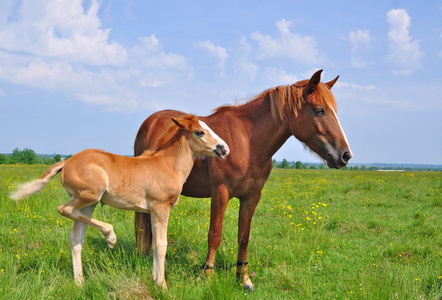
xmin=330 ymin=108 xmax=353 ymax=157
xmin=198 ymin=120 xmax=229 ymax=152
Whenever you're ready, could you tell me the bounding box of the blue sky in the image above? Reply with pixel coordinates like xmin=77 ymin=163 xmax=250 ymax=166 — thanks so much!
xmin=0 ymin=0 xmax=441 ymax=165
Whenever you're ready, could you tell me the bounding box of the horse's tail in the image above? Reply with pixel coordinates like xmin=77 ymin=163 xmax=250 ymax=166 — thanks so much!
xmin=11 ymin=161 xmax=65 ymax=200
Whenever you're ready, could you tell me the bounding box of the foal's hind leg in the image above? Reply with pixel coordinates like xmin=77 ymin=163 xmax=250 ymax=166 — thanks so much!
xmin=69 ymin=204 xmax=97 ymax=286
xmin=58 ymin=196 xmax=117 ymax=249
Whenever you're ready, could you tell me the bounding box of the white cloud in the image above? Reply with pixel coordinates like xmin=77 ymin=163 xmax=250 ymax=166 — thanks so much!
xmin=265 ymin=68 xmax=298 ymax=85
xmin=386 ymin=9 xmax=423 ymax=75
xmin=232 ymin=37 xmax=259 ymax=79
xmin=0 ymin=0 xmax=127 ymax=66
xmin=341 ymin=30 xmax=373 ymax=69
xmin=251 ymin=18 xmax=319 ymax=64
xmin=337 ymin=82 xmax=375 ymax=91
xmin=0 ymin=1 xmax=191 ymax=112
xmin=195 ymin=40 xmax=229 ymax=74
xmin=346 ymin=30 xmax=373 ymax=53
xmin=131 ymin=35 xmax=187 ymax=71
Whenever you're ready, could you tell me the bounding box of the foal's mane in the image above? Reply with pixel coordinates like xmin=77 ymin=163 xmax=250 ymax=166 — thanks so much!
xmin=215 ymin=80 xmax=337 ymax=124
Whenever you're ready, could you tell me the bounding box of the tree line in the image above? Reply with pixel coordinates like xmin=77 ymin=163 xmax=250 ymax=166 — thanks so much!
xmin=273 ymin=159 xmax=329 ymax=170
xmin=272 ymin=158 xmax=441 ymax=172
xmin=0 ymin=148 xmax=70 ymax=165
xmin=1 ymin=149 xmax=439 ymax=171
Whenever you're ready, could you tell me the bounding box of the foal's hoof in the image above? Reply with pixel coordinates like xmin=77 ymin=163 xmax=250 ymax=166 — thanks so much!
xmin=103 ymin=231 xmax=117 ymax=248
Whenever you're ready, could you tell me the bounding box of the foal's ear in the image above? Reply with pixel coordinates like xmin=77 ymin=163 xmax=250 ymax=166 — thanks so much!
xmin=171 ymin=117 xmax=195 ymax=131
xmin=305 ymin=69 xmax=323 ymax=95
xmin=171 ymin=117 xmax=186 ymax=129
xmin=325 ymin=75 xmax=339 ymax=89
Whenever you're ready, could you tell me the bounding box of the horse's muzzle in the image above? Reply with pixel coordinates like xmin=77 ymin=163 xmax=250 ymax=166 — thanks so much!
xmin=327 ymin=149 xmax=352 ymax=169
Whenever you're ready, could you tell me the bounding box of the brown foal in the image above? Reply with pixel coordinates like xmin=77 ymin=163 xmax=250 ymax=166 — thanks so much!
xmin=12 ymin=115 xmax=229 ymax=289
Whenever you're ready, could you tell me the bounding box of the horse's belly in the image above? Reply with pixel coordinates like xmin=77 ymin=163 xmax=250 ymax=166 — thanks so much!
xmin=100 ymin=193 xmax=150 ymax=212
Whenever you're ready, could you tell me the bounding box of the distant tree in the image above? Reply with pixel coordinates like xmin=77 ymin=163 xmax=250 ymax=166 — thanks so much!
xmin=21 ymin=148 xmax=37 ymax=164
xmin=295 ymin=161 xmax=304 ymax=169
xmin=280 ymin=158 xmax=290 ymax=169
xmin=43 ymin=157 xmax=55 ymax=165
xmin=10 ymin=148 xmax=38 ymax=164
xmin=54 ymin=154 xmax=62 ymax=162
xmin=10 ymin=148 xmax=21 ymax=164
xmin=0 ymin=154 xmax=10 ymax=164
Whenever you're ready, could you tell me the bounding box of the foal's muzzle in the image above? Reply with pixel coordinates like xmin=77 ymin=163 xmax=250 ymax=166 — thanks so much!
xmin=213 ymin=144 xmax=230 ymax=159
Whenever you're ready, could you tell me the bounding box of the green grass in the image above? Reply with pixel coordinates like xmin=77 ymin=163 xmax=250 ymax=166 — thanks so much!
xmin=0 ymin=165 xmax=441 ymax=299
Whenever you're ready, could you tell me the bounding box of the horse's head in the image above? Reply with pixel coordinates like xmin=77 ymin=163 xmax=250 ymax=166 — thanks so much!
xmin=288 ymin=70 xmax=352 ymax=168
xmin=172 ymin=115 xmax=230 ymax=159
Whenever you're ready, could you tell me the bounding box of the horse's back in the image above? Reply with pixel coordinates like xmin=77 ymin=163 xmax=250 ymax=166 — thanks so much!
xmin=135 ymin=110 xmax=186 ymax=156
xmin=134 ymin=108 xmax=272 ymax=199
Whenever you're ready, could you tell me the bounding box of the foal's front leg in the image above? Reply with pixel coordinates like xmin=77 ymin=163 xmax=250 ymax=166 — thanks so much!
xmin=150 ymin=205 xmax=171 ymax=289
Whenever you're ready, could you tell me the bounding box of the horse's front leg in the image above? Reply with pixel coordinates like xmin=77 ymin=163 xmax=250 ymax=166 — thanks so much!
xmin=237 ymin=191 xmax=261 ymax=291
xmin=150 ymin=205 xmax=170 ymax=289
xmin=204 ymin=184 xmax=230 ymax=274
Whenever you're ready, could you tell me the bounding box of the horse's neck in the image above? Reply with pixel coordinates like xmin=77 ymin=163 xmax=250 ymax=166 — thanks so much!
xmin=238 ymin=97 xmax=292 ymax=164
xmin=155 ymin=135 xmax=195 ymax=182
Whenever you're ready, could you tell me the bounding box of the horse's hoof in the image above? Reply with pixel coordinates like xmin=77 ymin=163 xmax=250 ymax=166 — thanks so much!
xmin=107 ymin=241 xmax=116 ymax=249
xmin=243 ymin=283 xmax=254 ymax=292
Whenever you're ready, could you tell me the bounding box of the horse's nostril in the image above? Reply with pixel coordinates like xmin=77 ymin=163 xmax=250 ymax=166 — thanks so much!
xmin=341 ymin=151 xmax=351 ymax=163
xmin=216 ymin=144 xmax=226 ymax=155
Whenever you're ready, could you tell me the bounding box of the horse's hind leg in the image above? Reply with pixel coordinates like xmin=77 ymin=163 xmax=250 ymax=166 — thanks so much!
xmin=58 ymin=196 xmax=117 ymax=248
xmin=69 ymin=204 xmax=97 ymax=286
xmin=135 ymin=212 xmax=153 ymax=256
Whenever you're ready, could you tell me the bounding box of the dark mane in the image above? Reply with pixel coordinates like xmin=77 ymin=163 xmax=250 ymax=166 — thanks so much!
xmin=214 ymin=80 xmax=337 ymax=124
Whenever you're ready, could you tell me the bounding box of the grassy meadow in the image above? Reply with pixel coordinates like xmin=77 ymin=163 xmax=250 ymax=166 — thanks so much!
xmin=0 ymin=165 xmax=441 ymax=299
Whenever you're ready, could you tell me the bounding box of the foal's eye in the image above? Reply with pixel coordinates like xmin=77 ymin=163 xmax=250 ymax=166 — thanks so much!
xmin=314 ymin=107 xmax=325 ymax=116
xmin=195 ymin=130 xmax=205 ymax=137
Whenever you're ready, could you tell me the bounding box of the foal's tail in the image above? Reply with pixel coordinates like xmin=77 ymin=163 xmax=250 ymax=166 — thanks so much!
xmin=11 ymin=161 xmax=65 ymax=200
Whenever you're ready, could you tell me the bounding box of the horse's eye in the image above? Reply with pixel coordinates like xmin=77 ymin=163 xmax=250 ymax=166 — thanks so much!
xmin=195 ymin=130 xmax=205 ymax=137
xmin=314 ymin=107 xmax=325 ymax=116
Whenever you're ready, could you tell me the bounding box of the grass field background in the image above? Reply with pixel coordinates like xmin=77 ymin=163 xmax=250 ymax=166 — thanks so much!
xmin=0 ymin=165 xmax=440 ymax=299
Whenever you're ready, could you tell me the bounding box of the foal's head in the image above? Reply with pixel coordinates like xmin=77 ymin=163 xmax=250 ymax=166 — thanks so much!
xmin=283 ymin=70 xmax=352 ymax=168
xmin=172 ymin=115 xmax=230 ymax=159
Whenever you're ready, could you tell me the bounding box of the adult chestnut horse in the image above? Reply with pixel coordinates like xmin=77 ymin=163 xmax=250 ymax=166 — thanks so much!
xmin=134 ymin=70 xmax=352 ymax=290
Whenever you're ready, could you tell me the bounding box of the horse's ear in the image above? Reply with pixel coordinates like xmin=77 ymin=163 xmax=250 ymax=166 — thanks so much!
xmin=305 ymin=69 xmax=323 ymax=95
xmin=171 ymin=117 xmax=186 ymax=129
xmin=325 ymin=75 xmax=339 ymax=89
